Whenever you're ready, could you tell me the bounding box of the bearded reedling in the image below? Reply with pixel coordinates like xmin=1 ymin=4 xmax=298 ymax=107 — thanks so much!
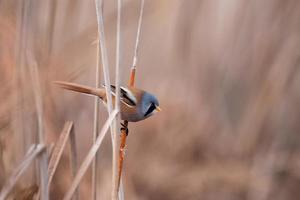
xmin=54 ymin=81 xmax=161 ymax=123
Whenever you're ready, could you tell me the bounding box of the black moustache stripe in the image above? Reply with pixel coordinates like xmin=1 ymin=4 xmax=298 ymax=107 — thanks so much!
xmin=144 ymin=103 xmax=156 ymax=117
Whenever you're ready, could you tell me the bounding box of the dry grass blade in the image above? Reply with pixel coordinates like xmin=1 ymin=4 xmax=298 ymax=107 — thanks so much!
xmin=95 ymin=0 xmax=113 ymax=114
xmin=117 ymin=126 xmax=127 ymax=199
xmin=0 ymin=144 xmax=45 ymax=200
xmin=13 ymin=184 xmax=39 ymax=200
xmin=113 ymin=0 xmax=122 ymax=199
xmin=14 ymin=0 xmax=49 ymax=198
xmin=91 ymin=35 xmax=101 ymax=200
xmin=117 ymin=131 xmax=126 ymax=190
xmin=69 ymin=125 xmax=79 ymax=200
xmin=63 ymin=109 xmax=119 ymax=200
xmin=91 ymin=0 xmax=104 ymax=196
xmin=132 ymin=0 xmax=145 ymax=70
xmin=117 ymin=0 xmax=145 ymax=196
xmin=118 ymin=180 xmax=124 ymax=200
xmin=29 ymin=60 xmax=49 ymax=200
xmin=13 ymin=0 xmax=28 ymax=159
xmin=129 ymin=0 xmax=144 ymax=86
xmin=48 ymin=121 xmax=73 ymax=188
xmin=95 ymin=0 xmax=120 ymax=199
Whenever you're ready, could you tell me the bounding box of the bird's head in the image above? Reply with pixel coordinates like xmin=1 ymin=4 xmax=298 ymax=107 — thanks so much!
xmin=141 ymin=92 xmax=161 ymax=118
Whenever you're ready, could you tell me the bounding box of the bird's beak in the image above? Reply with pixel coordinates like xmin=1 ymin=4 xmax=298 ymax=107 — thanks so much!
xmin=155 ymin=106 xmax=162 ymax=112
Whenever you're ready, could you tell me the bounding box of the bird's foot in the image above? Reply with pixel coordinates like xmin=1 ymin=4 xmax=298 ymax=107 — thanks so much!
xmin=120 ymin=123 xmax=129 ymax=136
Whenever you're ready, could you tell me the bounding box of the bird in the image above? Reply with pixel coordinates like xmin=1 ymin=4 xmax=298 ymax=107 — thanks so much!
xmin=54 ymin=81 xmax=161 ymax=122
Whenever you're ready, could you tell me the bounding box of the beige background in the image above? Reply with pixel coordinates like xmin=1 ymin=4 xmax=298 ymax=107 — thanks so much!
xmin=0 ymin=0 xmax=300 ymax=199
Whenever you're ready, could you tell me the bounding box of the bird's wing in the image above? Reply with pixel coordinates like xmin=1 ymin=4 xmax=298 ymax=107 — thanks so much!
xmin=108 ymin=85 xmax=137 ymax=106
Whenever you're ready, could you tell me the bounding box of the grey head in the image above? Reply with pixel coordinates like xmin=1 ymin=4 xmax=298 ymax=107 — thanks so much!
xmin=140 ymin=91 xmax=160 ymax=119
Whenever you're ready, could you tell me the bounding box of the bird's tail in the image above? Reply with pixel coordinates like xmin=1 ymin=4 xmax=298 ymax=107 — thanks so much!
xmin=54 ymin=81 xmax=105 ymax=98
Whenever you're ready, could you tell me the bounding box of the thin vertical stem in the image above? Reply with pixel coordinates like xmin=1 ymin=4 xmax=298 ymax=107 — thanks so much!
xmin=69 ymin=125 xmax=79 ymax=200
xmin=117 ymin=0 xmax=145 ymax=197
xmin=0 ymin=145 xmax=45 ymax=200
xmin=47 ymin=122 xmax=73 ymax=187
xmin=95 ymin=0 xmax=113 ymax=113
xmin=95 ymin=1 xmax=118 ymax=200
xmin=63 ymin=110 xmax=118 ymax=200
xmin=92 ymin=24 xmax=101 ymax=200
xmin=29 ymin=61 xmax=49 ymax=200
xmin=128 ymin=0 xmax=144 ymax=87
xmin=117 ymin=130 xmax=126 ymax=190
xmin=14 ymin=0 xmax=27 ymax=159
xmin=21 ymin=0 xmax=49 ymax=198
xmin=113 ymin=0 xmax=122 ymax=199
xmin=132 ymin=0 xmax=145 ymax=70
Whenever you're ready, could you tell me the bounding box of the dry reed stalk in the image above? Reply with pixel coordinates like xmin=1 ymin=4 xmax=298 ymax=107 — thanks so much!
xmin=69 ymin=122 xmax=79 ymax=200
xmin=29 ymin=61 xmax=49 ymax=200
xmin=117 ymin=0 xmax=145 ymax=194
xmin=0 ymin=138 xmax=5 ymax=189
xmin=0 ymin=144 xmax=45 ymax=200
xmin=23 ymin=0 xmax=49 ymax=198
xmin=118 ymin=180 xmax=125 ymax=200
xmin=117 ymin=124 xmax=127 ymax=190
xmin=13 ymin=0 xmax=31 ymax=167
xmin=90 ymin=3 xmax=107 ymax=194
xmin=91 ymin=39 xmax=101 ymax=200
xmin=63 ymin=109 xmax=119 ymax=200
xmin=94 ymin=0 xmax=113 ymax=113
xmin=13 ymin=184 xmax=39 ymax=200
xmin=128 ymin=68 xmax=136 ymax=87
xmin=47 ymin=121 xmax=73 ymax=188
xmin=132 ymin=0 xmax=145 ymax=71
xmin=112 ymin=0 xmax=123 ymax=199
xmin=95 ymin=0 xmax=120 ymax=199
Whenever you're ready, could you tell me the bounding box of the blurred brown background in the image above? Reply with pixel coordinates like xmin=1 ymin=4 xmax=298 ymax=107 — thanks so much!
xmin=1 ymin=0 xmax=300 ymax=199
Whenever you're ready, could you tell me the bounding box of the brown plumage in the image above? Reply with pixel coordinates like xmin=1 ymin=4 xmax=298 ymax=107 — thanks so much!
xmin=54 ymin=81 xmax=160 ymax=122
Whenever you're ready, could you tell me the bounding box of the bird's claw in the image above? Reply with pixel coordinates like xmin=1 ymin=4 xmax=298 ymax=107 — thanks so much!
xmin=120 ymin=123 xmax=129 ymax=136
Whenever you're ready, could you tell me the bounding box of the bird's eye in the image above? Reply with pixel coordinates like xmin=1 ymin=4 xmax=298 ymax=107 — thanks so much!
xmin=144 ymin=103 xmax=156 ymax=117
